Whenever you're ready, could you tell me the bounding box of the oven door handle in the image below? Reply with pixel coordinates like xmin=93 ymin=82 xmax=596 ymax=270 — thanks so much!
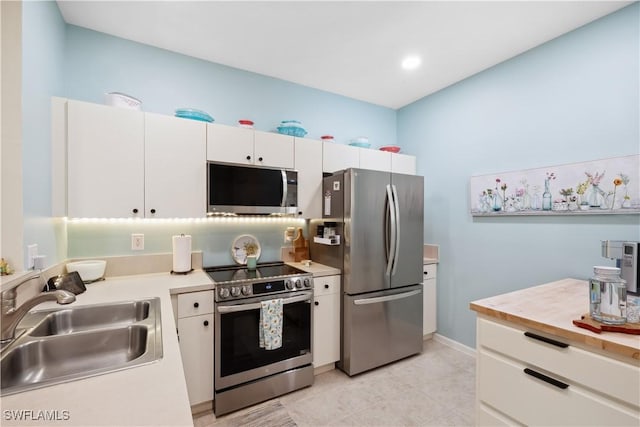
xmin=217 ymin=292 xmax=312 ymax=313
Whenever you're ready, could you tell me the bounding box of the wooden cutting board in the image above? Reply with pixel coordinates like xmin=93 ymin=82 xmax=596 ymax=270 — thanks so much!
xmin=573 ymin=313 xmax=640 ymax=335
xmin=292 ymin=228 xmax=309 ymax=262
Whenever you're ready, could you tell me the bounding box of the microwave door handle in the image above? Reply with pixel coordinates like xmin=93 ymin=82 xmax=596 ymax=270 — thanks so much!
xmin=217 ymin=292 xmax=312 ymax=313
xmin=386 ymin=184 xmax=396 ymax=276
xmin=391 ymin=184 xmax=401 ymax=275
xmin=281 ymin=170 xmax=288 ymax=207
xmin=353 ymin=289 xmax=421 ymax=305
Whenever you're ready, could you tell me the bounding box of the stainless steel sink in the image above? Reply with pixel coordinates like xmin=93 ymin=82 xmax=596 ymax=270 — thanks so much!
xmin=0 ymin=298 xmax=162 ymax=396
xmin=28 ymin=300 xmax=150 ymax=336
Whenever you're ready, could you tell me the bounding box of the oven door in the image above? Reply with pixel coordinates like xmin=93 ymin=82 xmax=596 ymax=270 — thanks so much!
xmin=215 ymin=290 xmax=313 ymax=390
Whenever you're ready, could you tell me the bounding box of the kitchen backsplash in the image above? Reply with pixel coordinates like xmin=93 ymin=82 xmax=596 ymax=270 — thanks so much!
xmin=66 ymin=218 xmax=307 ymax=267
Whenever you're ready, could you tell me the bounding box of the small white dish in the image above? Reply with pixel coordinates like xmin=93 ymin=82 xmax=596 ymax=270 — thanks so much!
xmin=66 ymin=260 xmax=107 ymax=283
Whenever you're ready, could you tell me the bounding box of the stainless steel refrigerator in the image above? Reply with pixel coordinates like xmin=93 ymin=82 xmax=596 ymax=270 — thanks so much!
xmin=311 ymin=168 xmax=424 ymax=376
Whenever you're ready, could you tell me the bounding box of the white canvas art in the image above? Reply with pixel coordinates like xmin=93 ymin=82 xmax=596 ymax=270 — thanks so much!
xmin=470 ymin=154 xmax=640 ymax=216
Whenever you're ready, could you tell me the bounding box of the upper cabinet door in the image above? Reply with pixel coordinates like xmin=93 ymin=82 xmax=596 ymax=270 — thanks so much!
xmin=207 ymin=123 xmax=254 ymax=164
xmin=323 ymin=142 xmax=360 ymax=173
xmin=391 ymin=153 xmax=417 ymax=175
xmin=254 ymin=131 xmax=294 ymax=169
xmin=359 ymin=149 xmax=391 ymax=172
xmin=67 ymin=100 xmax=145 ymax=218
xmin=145 ymin=114 xmax=207 ymax=218
xmin=294 ymin=138 xmax=323 ymax=218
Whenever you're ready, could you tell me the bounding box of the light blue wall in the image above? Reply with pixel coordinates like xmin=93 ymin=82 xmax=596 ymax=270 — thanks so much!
xmin=398 ymin=3 xmax=640 ymax=348
xmin=22 ymin=0 xmax=67 ymax=269
xmin=63 ymin=25 xmax=397 ymax=146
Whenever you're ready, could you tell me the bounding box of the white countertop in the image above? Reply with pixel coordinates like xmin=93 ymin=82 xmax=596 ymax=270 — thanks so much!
xmin=286 ymin=261 xmax=341 ymax=277
xmin=2 ymin=270 xmax=214 ymax=427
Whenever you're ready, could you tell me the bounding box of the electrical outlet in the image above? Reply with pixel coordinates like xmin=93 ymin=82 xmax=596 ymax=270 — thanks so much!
xmin=27 ymin=244 xmax=38 ymax=269
xmin=131 ymin=234 xmax=144 ymax=251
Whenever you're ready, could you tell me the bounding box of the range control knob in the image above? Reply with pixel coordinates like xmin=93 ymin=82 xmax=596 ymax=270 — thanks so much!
xmin=219 ymin=288 xmax=230 ymax=299
xmin=241 ymin=285 xmax=251 ymax=296
xmin=230 ymin=287 xmax=241 ymax=297
xmin=303 ymin=278 xmax=311 ymax=288
xmin=285 ymin=279 xmax=294 ymax=290
xmin=295 ymin=279 xmax=302 ymax=289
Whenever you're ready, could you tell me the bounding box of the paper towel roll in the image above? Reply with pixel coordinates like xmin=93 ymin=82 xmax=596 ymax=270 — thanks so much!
xmin=172 ymin=234 xmax=192 ymax=273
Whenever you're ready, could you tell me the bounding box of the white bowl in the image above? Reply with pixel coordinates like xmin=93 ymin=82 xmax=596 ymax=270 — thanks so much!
xmin=104 ymin=92 xmax=142 ymax=110
xmin=66 ymin=260 xmax=107 ymax=283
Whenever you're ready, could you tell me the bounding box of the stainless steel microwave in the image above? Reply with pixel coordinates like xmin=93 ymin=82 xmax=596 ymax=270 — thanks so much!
xmin=207 ymin=162 xmax=298 ymax=215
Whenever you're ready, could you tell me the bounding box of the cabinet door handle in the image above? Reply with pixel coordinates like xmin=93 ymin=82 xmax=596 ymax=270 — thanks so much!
xmin=258 ymin=157 xmax=263 ymax=162
xmin=246 ymin=155 xmax=251 ymax=161
xmin=132 ymin=208 xmax=139 ymax=214
xmin=150 ymin=208 xmax=156 ymax=214
xmin=203 ymin=320 xmax=209 ymax=327
xmin=524 ymin=332 xmax=569 ymax=348
xmin=194 ymin=302 xmax=199 ymax=308
xmin=314 ymin=301 xmax=319 ymax=306
xmin=424 ymin=271 xmax=428 ymax=275
xmin=324 ymin=284 xmax=329 ymax=289
xmin=524 ymin=368 xmax=569 ymax=390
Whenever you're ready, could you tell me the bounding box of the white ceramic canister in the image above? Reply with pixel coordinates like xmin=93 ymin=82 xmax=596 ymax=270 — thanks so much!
xmin=590 ymin=266 xmax=627 ymax=325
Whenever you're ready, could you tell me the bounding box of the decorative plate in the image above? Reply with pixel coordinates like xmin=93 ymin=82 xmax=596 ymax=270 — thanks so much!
xmin=231 ymin=234 xmax=262 ymax=265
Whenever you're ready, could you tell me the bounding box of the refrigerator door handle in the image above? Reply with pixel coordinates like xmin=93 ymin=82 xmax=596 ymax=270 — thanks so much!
xmin=391 ymin=184 xmax=401 ymax=275
xmin=386 ymin=184 xmax=397 ymax=276
xmin=353 ymin=289 xmax=421 ymax=305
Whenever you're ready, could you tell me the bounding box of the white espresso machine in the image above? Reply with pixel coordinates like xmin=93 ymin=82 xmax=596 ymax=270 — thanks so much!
xmin=601 ymin=241 xmax=639 ymax=295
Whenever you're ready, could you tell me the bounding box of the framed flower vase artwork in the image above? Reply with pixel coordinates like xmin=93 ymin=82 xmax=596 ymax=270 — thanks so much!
xmin=469 ymin=154 xmax=640 ymax=216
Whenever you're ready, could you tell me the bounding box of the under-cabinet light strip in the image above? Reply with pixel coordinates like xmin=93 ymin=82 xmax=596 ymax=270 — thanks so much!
xmin=64 ymin=217 xmax=306 ymax=224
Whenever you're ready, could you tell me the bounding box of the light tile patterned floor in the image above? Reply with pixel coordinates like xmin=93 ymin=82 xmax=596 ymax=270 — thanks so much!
xmin=194 ymin=339 xmax=476 ymax=427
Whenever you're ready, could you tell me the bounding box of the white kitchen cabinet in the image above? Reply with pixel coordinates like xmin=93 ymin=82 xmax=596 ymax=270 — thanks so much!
xmin=67 ymin=100 xmax=145 ymax=218
xmin=66 ymin=100 xmax=206 ymax=218
xmin=422 ymin=263 xmax=437 ymax=336
xmin=359 ymin=148 xmax=391 ymax=172
xmin=144 ymin=113 xmax=206 ymax=218
xmin=207 ymin=124 xmax=294 ymax=169
xmin=322 ymin=142 xmax=359 ymax=173
xmin=313 ymin=275 xmax=341 ymax=368
xmin=323 ymin=141 xmax=417 ymax=175
xmin=294 ymin=138 xmax=323 ymax=218
xmin=476 ymin=316 xmax=640 ymax=426
xmin=176 ymin=290 xmax=214 ymax=407
xmin=254 ymin=130 xmax=294 ymax=169
xmin=206 ymin=123 xmax=254 ymax=165
xmin=391 ymin=153 xmax=417 ymax=175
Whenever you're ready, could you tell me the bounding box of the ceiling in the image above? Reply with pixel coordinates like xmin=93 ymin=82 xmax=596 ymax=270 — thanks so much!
xmin=56 ymin=1 xmax=633 ymax=109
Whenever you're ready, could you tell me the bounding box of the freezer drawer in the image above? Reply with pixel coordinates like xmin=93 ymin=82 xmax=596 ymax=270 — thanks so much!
xmin=340 ymin=284 xmax=423 ymax=376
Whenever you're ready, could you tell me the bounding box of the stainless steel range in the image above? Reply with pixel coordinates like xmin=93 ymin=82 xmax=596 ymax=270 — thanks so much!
xmin=206 ymin=262 xmax=314 ymax=416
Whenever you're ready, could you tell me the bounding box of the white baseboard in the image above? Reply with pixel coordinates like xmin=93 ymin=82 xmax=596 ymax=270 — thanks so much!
xmin=433 ymin=333 xmax=476 ymax=357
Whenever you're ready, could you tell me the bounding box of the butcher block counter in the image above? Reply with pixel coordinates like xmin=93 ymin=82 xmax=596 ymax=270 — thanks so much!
xmin=470 ymin=278 xmax=640 ymax=426
xmin=470 ymin=278 xmax=639 ymax=360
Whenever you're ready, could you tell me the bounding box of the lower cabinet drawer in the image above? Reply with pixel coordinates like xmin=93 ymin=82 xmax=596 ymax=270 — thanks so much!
xmin=478 ymin=350 xmax=639 ymax=426
xmin=478 ymin=317 xmax=640 ymax=407
xmin=313 ymin=275 xmax=340 ymax=297
xmin=477 ymin=403 xmax=518 ymax=427
xmin=177 ymin=290 xmax=214 ymax=317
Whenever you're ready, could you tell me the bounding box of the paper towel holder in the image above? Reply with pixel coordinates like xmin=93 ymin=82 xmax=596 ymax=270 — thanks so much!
xmin=170 ymin=269 xmax=194 ymax=275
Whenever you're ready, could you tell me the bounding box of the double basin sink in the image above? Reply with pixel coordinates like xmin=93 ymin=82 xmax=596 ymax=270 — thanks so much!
xmin=1 ymin=298 xmax=163 ymax=396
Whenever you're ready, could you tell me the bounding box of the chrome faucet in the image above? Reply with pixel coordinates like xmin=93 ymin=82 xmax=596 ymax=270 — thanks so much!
xmin=1 ymin=273 xmax=76 ymax=344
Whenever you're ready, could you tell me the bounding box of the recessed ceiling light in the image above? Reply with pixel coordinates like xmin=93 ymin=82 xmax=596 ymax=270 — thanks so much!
xmin=401 ymin=56 xmax=421 ymax=70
